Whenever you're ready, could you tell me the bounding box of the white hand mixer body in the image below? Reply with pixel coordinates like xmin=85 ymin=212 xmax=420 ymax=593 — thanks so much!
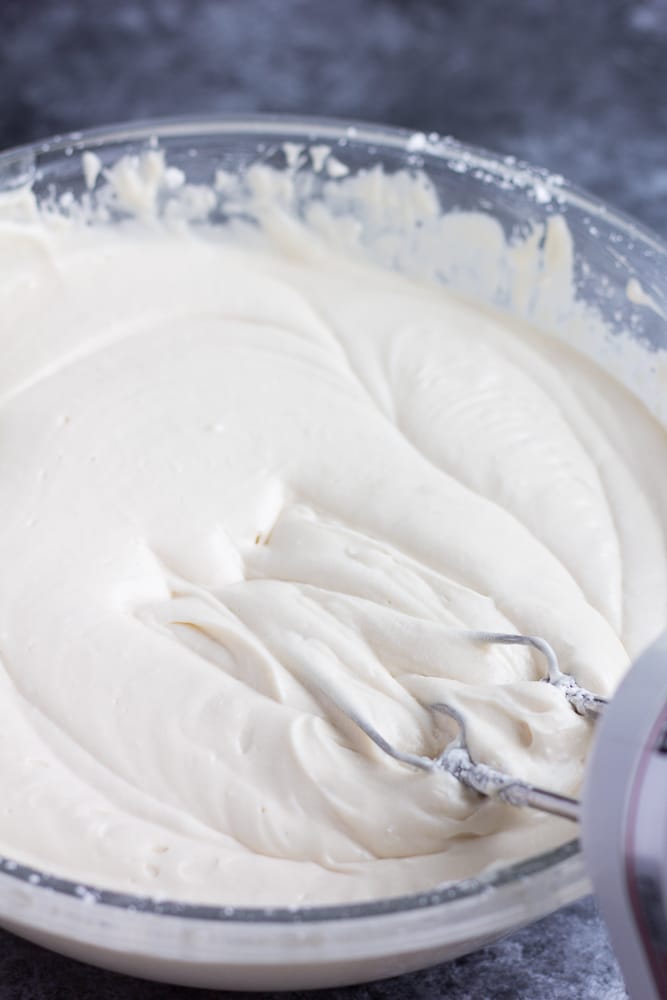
xmin=582 ymin=633 xmax=667 ymax=1000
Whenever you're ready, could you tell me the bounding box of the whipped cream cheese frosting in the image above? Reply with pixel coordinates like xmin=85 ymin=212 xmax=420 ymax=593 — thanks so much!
xmin=0 ymin=156 xmax=666 ymax=907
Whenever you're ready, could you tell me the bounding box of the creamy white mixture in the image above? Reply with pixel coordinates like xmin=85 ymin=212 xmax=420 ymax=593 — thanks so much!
xmin=0 ymin=158 xmax=666 ymax=907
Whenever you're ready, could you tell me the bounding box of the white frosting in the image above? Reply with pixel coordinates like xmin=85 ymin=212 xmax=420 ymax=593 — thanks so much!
xmin=0 ymin=153 xmax=666 ymax=907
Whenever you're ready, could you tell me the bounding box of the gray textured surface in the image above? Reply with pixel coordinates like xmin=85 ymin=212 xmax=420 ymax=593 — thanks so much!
xmin=0 ymin=0 xmax=663 ymax=996
xmin=2 ymin=0 xmax=667 ymax=237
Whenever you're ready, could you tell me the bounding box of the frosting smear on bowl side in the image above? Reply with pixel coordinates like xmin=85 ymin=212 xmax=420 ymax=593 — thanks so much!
xmin=0 ymin=153 xmax=665 ymax=906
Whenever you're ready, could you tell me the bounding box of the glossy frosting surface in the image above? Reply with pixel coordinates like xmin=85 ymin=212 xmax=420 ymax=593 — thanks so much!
xmin=0 ymin=164 xmax=665 ymax=905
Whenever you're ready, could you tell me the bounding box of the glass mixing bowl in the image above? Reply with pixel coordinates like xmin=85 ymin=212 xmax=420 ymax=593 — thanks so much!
xmin=0 ymin=115 xmax=665 ymax=991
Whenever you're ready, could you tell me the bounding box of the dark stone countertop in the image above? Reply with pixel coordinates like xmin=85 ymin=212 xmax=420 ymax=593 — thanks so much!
xmin=1 ymin=1 xmax=665 ymax=996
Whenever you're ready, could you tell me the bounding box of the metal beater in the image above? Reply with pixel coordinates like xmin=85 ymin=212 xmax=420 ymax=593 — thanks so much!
xmin=320 ymin=629 xmax=667 ymax=1000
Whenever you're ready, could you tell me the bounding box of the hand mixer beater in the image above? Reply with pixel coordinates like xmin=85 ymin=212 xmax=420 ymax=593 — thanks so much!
xmin=317 ymin=628 xmax=667 ymax=1000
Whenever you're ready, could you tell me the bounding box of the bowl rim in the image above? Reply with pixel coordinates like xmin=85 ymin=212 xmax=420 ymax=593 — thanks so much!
xmin=2 ymin=111 xmax=666 ymax=260
xmin=0 ymin=841 xmax=583 ymax=924
xmin=0 ymin=111 xmax=659 ymax=928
